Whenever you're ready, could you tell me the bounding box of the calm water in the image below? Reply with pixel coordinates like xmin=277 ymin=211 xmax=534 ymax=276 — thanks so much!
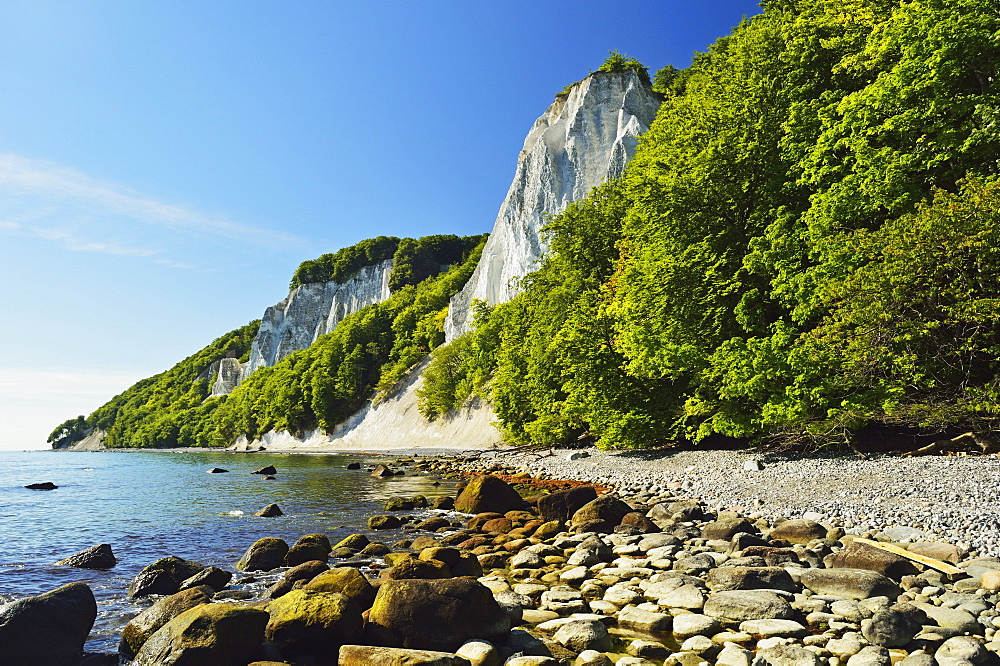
xmin=0 ymin=449 xmax=460 ymax=653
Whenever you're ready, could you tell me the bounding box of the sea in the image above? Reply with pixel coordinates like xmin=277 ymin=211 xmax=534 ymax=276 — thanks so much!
xmin=0 ymin=449 xmax=461 ymax=654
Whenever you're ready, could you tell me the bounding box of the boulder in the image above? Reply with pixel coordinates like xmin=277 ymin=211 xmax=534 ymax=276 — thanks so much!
xmin=537 ymin=486 xmax=598 ymax=523
xmin=616 ymin=605 xmax=672 ymax=633
xmin=286 ymin=542 xmax=329 ymax=566
xmin=370 ymin=514 xmax=402 ymax=530
xmin=756 ymin=643 xmax=825 ymax=666
xmin=128 ymin=556 xmax=205 ymax=598
xmin=333 ymin=534 xmax=370 ymax=551
xmin=826 ymin=540 xmax=920 ymax=579
xmin=935 ymin=636 xmax=993 ymax=665
xmin=236 ymin=537 xmax=289 ymax=572
xmin=119 ymin=586 xmax=214 ymax=659
xmin=264 ymin=589 xmax=364 ymax=662
xmin=282 ymin=560 xmax=329 ymax=584
xmin=305 ymin=567 xmax=377 ymax=610
xmin=207 ymin=467 xmax=229 ymax=473
xmin=250 ymin=465 xmax=277 ymax=475
xmin=862 ymin=603 xmax=925 ymax=647
xmin=703 ymin=590 xmax=794 ymax=623
xmin=570 ymin=495 xmax=632 ymax=533
xmin=179 ymin=566 xmax=232 ymax=592
xmin=455 ymin=475 xmax=525 ymax=515
xmin=907 ymin=542 xmax=962 ymax=564
xmin=371 ymin=464 xmax=395 ymax=478
xmin=132 ymin=603 xmax=268 ymax=666
xmin=620 ymin=511 xmax=660 ymax=533
xmin=0 ymin=582 xmax=97 ymax=666
xmin=705 ymin=566 xmax=797 ymax=592
xmin=346 ymin=462 xmax=362 ymax=470
xmin=254 ymin=503 xmax=283 ymax=517
xmin=382 ymin=556 xmax=451 ymax=580
xmin=55 ymin=543 xmax=116 ymax=569
xmin=846 ymin=646 xmax=892 ymax=666
xmin=768 ymin=519 xmax=827 ymax=544
xmin=24 ymin=481 xmax=58 ymax=490
xmin=799 ymin=568 xmax=901 ymax=600
xmin=339 ymin=645 xmax=472 ymax=665
xmin=367 ymin=577 xmax=511 ymax=651
xmin=552 ymin=619 xmax=612 ymax=652
xmin=701 ymin=517 xmax=756 ymax=541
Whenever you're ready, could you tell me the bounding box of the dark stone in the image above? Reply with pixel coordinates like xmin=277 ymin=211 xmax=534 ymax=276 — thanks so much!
xmin=455 ymin=475 xmax=525 ymax=514
xmin=254 ymin=503 xmax=283 ymax=517
xmin=346 ymin=462 xmax=362 ymax=470
xmin=369 ymin=515 xmax=402 ymax=530
xmin=283 ymin=560 xmax=330 ymax=584
xmin=537 ymin=486 xmax=598 ymax=523
xmin=251 ymin=465 xmax=277 ymax=475
xmin=0 ymin=582 xmax=97 ymax=666
xmin=570 ymin=495 xmax=633 ymax=533
xmin=701 ymin=517 xmax=757 ymax=541
xmin=207 ymin=467 xmax=229 ymax=473
xmin=769 ymin=519 xmax=828 ymax=544
xmin=236 ymin=538 xmax=289 ymax=572
xmin=360 ymin=543 xmax=391 ymax=557
xmin=55 ymin=543 xmax=116 ymax=569
xmin=863 ymin=603 xmax=926 ymax=647
xmin=706 ymin=566 xmax=798 ymax=592
xmin=825 ymin=540 xmax=921 ymax=580
xmin=261 ymin=475 xmax=276 ymax=480
xmin=24 ymin=481 xmax=58 ymax=490
xmin=119 ymin=586 xmax=214 ymax=659
xmin=286 ymin=542 xmax=329 ymax=567
xmin=416 ymin=517 xmax=451 ymax=531
xmin=128 ymin=556 xmax=205 ymax=598
xmin=431 ymin=496 xmax=455 ymax=510
xmin=620 ymin=511 xmax=660 ymax=533
xmin=179 ymin=566 xmax=232 ymax=592
xmin=371 ymin=464 xmax=395 ymax=478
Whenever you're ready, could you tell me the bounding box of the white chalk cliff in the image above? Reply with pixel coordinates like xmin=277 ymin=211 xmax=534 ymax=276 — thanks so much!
xmin=444 ymin=69 xmax=660 ymax=340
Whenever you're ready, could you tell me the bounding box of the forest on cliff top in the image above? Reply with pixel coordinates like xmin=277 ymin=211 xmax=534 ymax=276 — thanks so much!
xmin=419 ymin=0 xmax=1000 ymax=451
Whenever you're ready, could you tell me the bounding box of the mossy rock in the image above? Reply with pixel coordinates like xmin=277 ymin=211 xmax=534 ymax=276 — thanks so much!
xmin=294 ymin=533 xmax=332 ymax=552
xmin=367 ymin=578 xmax=511 ymax=651
xmin=119 ymin=585 xmax=214 ymax=659
xmin=409 ymin=536 xmax=441 ymax=550
xmin=236 ymin=538 xmax=289 ymax=572
xmin=410 ymin=495 xmax=429 ymax=508
xmin=359 ymin=542 xmax=391 ymax=557
xmin=369 ymin=515 xmax=402 ymax=530
xmin=418 ymin=547 xmax=462 ymax=567
xmin=332 ymin=534 xmax=370 ymax=551
xmin=304 ymin=567 xmax=377 ymax=610
xmin=381 ymin=557 xmax=451 ymax=580
xmin=455 ymin=476 xmax=525 ymax=515
xmin=385 ymin=498 xmax=415 ymax=511
xmin=331 ymin=547 xmax=358 ymax=559
xmin=285 ymin=543 xmax=329 ymax=567
xmin=128 ymin=556 xmax=206 ymax=598
xmin=132 ymin=603 xmax=268 ymax=666
xmin=265 ymin=590 xmax=364 ymax=661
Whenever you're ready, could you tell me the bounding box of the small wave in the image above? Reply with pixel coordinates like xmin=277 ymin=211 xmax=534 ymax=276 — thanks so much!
xmin=82 ymin=468 xmax=95 ymax=471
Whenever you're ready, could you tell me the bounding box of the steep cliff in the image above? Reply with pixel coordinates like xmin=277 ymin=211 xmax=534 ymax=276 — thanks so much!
xmin=444 ymin=69 xmax=660 ymax=340
xmin=238 ymin=259 xmax=393 ymax=382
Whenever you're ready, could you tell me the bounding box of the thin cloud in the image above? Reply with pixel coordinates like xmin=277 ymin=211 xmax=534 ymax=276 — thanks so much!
xmin=0 ymin=152 xmax=300 ymax=247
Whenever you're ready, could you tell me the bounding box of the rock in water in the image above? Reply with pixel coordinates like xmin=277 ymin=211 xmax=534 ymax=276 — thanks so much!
xmin=55 ymin=543 xmax=117 ymax=569
xmin=118 ymin=586 xmax=214 ymax=659
xmin=207 ymin=467 xmax=229 ymax=473
xmin=0 ymin=582 xmax=97 ymax=666
xmin=254 ymin=503 xmax=283 ymax=517
xmin=367 ymin=577 xmax=511 ymax=651
xmin=131 ymin=603 xmax=268 ymax=666
xmin=24 ymin=481 xmax=58 ymax=490
xmin=455 ymin=475 xmax=525 ymax=514
xmin=264 ymin=589 xmax=364 ymax=661
xmin=250 ymin=465 xmax=277 ymax=475
xmin=128 ymin=556 xmax=206 ymax=598
xmin=339 ymin=645 xmax=473 ymax=665
xmin=236 ymin=537 xmax=289 ymax=572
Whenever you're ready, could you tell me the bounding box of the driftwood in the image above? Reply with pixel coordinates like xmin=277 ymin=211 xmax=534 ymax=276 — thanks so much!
xmin=853 ymin=537 xmax=964 ymax=576
xmin=901 ymin=431 xmax=1000 ymax=457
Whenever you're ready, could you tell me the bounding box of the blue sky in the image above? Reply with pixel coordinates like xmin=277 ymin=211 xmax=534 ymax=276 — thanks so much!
xmin=0 ymin=0 xmax=761 ymax=449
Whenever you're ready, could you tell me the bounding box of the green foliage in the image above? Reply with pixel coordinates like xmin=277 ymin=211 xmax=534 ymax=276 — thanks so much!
xmin=651 ymin=64 xmax=681 ymax=94
xmin=599 ymin=50 xmax=651 ymax=86
xmin=75 ymin=321 xmax=260 ymax=448
xmin=290 ymin=236 xmax=399 ymax=289
xmin=424 ymin=0 xmax=1000 ymax=450
xmin=47 ymin=415 xmax=88 ymax=447
xmin=211 ymin=239 xmax=485 ymax=443
xmin=388 ymin=234 xmax=487 ymax=291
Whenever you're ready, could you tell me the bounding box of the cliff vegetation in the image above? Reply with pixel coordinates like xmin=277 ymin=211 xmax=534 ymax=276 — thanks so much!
xmin=421 ymin=0 xmax=1000 ymax=450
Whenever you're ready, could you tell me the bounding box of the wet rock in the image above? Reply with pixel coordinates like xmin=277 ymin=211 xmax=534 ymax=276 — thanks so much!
xmin=570 ymin=495 xmax=632 ymax=533
xmin=0 ymin=582 xmax=97 ymax=666
xmin=24 ymin=481 xmax=58 ymax=490
xmin=332 ymin=534 xmax=370 ymax=551
xmin=346 ymin=462 xmax=361 ymax=470
xmin=367 ymin=578 xmax=511 ymax=651
xmin=369 ymin=514 xmax=402 ymax=530
xmin=55 ymin=543 xmax=116 ymax=569
xmin=179 ymin=566 xmax=232 ymax=592
xmin=285 ymin=542 xmax=329 ymax=566
xmin=862 ymin=603 xmax=925 ymax=647
xmin=371 ymin=464 xmax=396 ymax=478
xmin=552 ymin=618 xmax=612 ymax=652
xmin=254 ymin=503 xmax=283 ymax=517
xmin=119 ymin=586 xmax=214 ymax=659
xmin=207 ymin=467 xmax=228 ymax=473
xmin=706 ymin=566 xmax=796 ymax=592
xmin=132 ymin=603 xmax=268 ymax=666
xmin=236 ymin=537 xmax=289 ymax=572
xmin=129 ymin=556 xmax=205 ymax=598
xmin=250 ymin=465 xmax=277 ymax=475
xmin=264 ymin=589 xmax=364 ymax=661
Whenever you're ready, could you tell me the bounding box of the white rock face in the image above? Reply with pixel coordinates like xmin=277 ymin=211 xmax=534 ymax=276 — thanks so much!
xmin=444 ymin=69 xmax=659 ymax=340
xmin=237 ymin=259 xmax=393 ymax=383
xmin=210 ymin=357 xmax=243 ymax=397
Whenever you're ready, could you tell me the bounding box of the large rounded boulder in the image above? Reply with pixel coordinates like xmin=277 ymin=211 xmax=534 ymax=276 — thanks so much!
xmin=55 ymin=543 xmax=117 ymax=569
xmin=128 ymin=556 xmax=206 ymax=598
xmin=119 ymin=586 xmax=214 ymax=659
xmin=537 ymin=486 xmax=598 ymax=523
xmin=0 ymin=582 xmax=97 ymax=666
xmin=569 ymin=494 xmax=633 ymax=533
xmin=304 ymin=567 xmax=377 ymax=610
xmin=366 ymin=577 xmax=511 ymax=651
xmin=131 ymin=603 xmax=268 ymax=666
xmin=264 ymin=589 xmax=364 ymax=663
xmin=236 ymin=537 xmax=289 ymax=572
xmin=454 ymin=475 xmax=524 ymax=515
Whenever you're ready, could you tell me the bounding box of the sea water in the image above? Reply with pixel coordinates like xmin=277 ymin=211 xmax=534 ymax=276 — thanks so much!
xmin=0 ymin=449 xmax=460 ymax=653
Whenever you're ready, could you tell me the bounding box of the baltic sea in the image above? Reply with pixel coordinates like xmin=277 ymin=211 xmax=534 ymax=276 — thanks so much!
xmin=0 ymin=449 xmax=458 ymax=653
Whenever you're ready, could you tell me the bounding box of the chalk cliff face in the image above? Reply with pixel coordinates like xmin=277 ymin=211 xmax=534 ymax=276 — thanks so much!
xmin=444 ymin=70 xmax=659 ymax=340
xmin=231 ymin=259 xmax=393 ymax=387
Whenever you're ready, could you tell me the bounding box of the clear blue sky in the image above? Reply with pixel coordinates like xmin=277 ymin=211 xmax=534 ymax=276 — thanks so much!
xmin=0 ymin=0 xmax=761 ymax=449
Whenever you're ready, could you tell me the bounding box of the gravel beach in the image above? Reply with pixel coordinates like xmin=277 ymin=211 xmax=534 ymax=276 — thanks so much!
xmin=460 ymin=447 xmax=1000 ymax=558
